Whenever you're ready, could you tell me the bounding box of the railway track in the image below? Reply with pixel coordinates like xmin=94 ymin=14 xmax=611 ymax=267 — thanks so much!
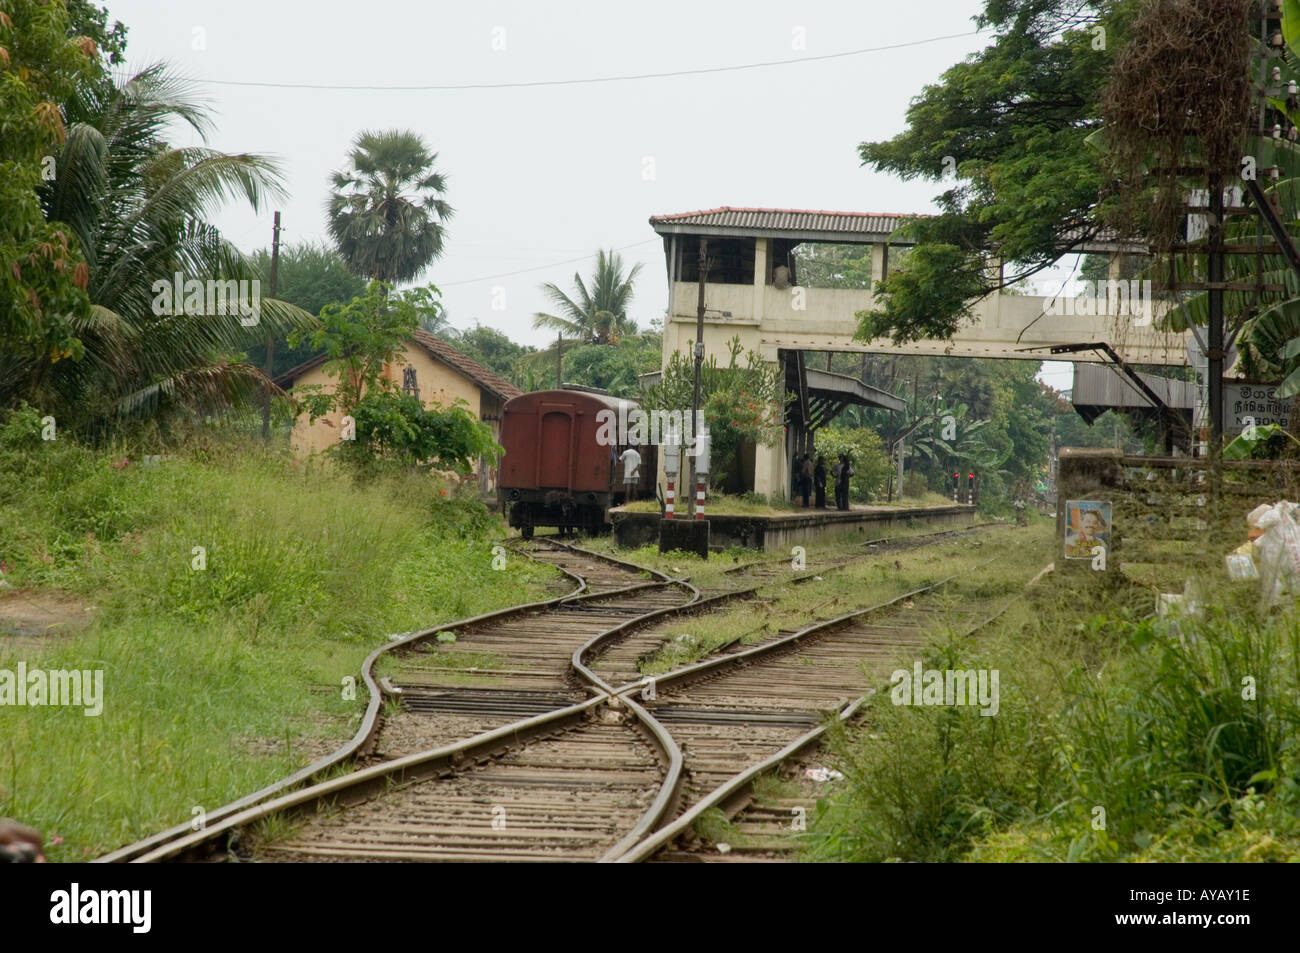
xmin=99 ymin=538 xmax=688 ymax=863
xmin=255 ymin=719 xmax=664 ymax=862
xmin=612 ymin=579 xmax=1027 ymax=863
xmin=699 ymin=522 xmax=1005 ymax=594
xmin=104 ymin=525 xmax=1027 ymax=863
xmin=376 ymin=541 xmax=693 ymax=758
xmin=585 ymin=522 xmax=1006 ymax=687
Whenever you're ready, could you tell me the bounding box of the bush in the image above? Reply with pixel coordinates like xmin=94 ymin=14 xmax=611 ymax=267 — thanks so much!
xmin=816 ymin=425 xmax=892 ymax=501
xmin=0 ymin=432 xmax=558 ymax=859
xmin=332 ymin=390 xmax=499 ymax=477
xmin=807 ymin=576 xmax=1300 ymax=862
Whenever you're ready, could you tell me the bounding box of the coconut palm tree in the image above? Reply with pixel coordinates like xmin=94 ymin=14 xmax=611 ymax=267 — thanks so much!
xmin=532 ymin=249 xmax=643 ymax=345
xmin=15 ymin=64 xmax=314 ymax=427
xmin=325 ymin=130 xmax=453 ymax=283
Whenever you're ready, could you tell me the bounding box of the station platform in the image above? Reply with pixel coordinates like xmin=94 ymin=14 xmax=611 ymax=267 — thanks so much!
xmin=611 ymin=503 xmax=976 ymax=552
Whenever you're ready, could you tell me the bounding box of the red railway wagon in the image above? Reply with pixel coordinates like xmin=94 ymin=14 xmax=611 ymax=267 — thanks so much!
xmin=498 ymin=389 xmax=656 ymax=538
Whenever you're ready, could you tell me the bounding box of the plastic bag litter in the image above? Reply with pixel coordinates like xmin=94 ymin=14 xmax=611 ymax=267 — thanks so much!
xmin=1250 ymin=501 xmax=1300 ymax=606
xmin=1225 ymin=552 xmax=1259 ymax=581
xmin=804 ymin=767 xmax=844 ymax=782
xmin=1157 ymin=580 xmax=1204 ymax=621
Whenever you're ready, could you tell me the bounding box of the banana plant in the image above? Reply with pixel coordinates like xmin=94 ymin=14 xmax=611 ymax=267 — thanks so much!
xmin=908 ymin=401 xmax=1011 ymax=480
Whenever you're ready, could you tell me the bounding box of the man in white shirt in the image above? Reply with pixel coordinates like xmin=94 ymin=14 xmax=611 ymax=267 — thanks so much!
xmin=617 ymin=447 xmax=641 ymax=502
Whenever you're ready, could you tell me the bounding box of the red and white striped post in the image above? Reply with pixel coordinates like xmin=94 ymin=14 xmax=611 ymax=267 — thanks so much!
xmin=694 ymin=430 xmax=711 ymax=521
xmin=662 ymin=425 xmax=680 ymax=521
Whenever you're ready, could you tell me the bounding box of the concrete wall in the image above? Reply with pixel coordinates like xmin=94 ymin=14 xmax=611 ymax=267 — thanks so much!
xmin=667 ymin=281 xmax=1189 ymax=366
xmin=612 ymin=503 xmax=975 ymax=552
xmin=662 ymin=249 xmax=1190 ymax=501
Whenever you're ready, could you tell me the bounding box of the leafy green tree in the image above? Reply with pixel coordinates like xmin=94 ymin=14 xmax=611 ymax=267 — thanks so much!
xmin=326 ymin=130 xmax=452 ymax=283
xmin=244 ymin=241 xmax=368 ymax=378
xmin=452 ymin=323 xmax=536 ymax=386
xmin=289 ymin=282 xmax=494 ymax=474
xmin=531 ymin=249 xmax=643 ymax=344
xmin=338 ymin=389 xmax=498 ymax=476
xmin=815 ymin=426 xmax=893 ymax=501
xmin=0 ymin=0 xmax=96 ymax=406
xmin=856 ymin=0 xmax=1134 ymax=342
xmin=250 ymin=241 xmax=367 ymax=320
xmin=791 ymin=243 xmax=874 ymax=290
xmin=847 ymin=356 xmax=1064 ymax=501
xmin=910 ymin=401 xmax=1010 ymax=484
xmin=64 ymin=1 xmax=127 ymax=65
xmin=27 ymin=64 xmax=313 ymax=427
xmin=642 ymin=337 xmax=786 ymax=490
xmin=289 ymin=282 xmax=439 ymax=413
xmin=554 ymin=337 xmax=660 ymax=396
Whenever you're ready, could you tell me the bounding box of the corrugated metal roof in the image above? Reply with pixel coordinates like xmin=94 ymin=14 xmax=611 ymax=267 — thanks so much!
xmin=651 ymin=207 xmax=1146 ymax=254
xmin=803 ymin=367 xmax=906 ymax=412
xmin=650 ymin=207 xmax=912 ymax=238
xmin=1071 ymin=364 xmax=1197 ymax=412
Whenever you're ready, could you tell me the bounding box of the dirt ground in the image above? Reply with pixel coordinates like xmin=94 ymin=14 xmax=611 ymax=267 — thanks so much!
xmin=0 ymin=588 xmax=96 ymax=653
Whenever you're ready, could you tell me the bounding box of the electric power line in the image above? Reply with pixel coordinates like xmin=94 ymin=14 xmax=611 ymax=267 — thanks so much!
xmin=439 ymin=238 xmax=659 ymax=286
xmin=196 ymin=30 xmax=987 ymax=92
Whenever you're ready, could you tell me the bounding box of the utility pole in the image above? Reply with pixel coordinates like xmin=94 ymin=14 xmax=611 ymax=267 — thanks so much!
xmin=689 ymin=239 xmax=708 ymax=515
xmin=555 ymin=332 xmax=564 ymax=388
xmin=261 ymin=211 xmax=281 ymax=440
xmin=1208 ymin=174 xmax=1225 ymax=502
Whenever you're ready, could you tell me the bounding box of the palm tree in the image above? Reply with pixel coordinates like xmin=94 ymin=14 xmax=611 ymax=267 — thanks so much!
xmin=532 ymin=249 xmax=643 ymax=345
xmin=325 ymin=130 xmax=452 ymax=283
xmin=15 ymin=64 xmax=314 ymax=426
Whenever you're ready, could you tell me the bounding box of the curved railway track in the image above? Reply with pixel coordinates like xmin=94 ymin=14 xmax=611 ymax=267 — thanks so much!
xmin=104 ymin=522 xmax=1021 ymax=863
xmin=612 ymin=579 xmax=1026 ymax=862
xmin=99 ymin=539 xmax=688 ymax=863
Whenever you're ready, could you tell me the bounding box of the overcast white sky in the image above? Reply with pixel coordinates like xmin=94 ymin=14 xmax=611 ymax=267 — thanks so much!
xmin=105 ymin=0 xmax=1076 ymax=390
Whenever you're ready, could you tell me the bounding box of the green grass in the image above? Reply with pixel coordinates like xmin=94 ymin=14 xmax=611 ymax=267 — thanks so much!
xmin=620 ymin=492 xmax=804 ymax=516
xmin=583 ymin=521 xmax=987 ymax=592
xmin=0 ymin=433 xmax=558 ymax=860
xmin=621 ymin=490 xmax=964 ymax=516
xmin=638 ymin=525 xmax=1042 ymax=674
xmin=805 ymin=550 xmax=1300 ymax=863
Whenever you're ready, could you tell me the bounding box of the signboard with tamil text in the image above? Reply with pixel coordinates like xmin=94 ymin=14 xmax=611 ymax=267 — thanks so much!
xmin=1223 ymin=382 xmax=1292 ymax=434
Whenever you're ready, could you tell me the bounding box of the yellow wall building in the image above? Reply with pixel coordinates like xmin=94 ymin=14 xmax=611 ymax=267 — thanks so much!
xmin=276 ymin=330 xmax=522 ymax=488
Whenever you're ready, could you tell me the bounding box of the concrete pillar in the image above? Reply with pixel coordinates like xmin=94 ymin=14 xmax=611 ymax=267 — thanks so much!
xmin=987 ymin=255 xmax=1004 ymax=285
xmin=1055 ymin=448 xmax=1122 ymax=573
xmin=1107 ymin=254 xmax=1123 ymax=283
xmin=752 ymin=238 xmax=769 ymax=322
xmin=755 ymin=441 xmax=786 ymax=500
xmin=870 ymin=242 xmax=889 ymax=288
xmin=753 ymin=344 xmax=786 ymax=501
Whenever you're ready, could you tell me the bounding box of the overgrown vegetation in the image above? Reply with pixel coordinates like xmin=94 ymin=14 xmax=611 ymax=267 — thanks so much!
xmin=289 ymin=282 xmax=498 ymax=475
xmin=0 ymin=418 xmax=556 ymax=860
xmin=641 ymin=336 xmax=786 ymax=491
xmin=808 ymin=566 xmax=1300 ymax=862
xmin=619 ymin=528 xmax=1032 ymax=673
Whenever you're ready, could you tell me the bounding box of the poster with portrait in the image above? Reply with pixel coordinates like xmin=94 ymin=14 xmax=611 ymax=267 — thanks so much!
xmin=1064 ymin=500 xmax=1111 ymax=560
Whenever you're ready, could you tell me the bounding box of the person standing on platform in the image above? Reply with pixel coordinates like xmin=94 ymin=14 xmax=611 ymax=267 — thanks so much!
xmin=834 ymin=453 xmax=853 ymax=510
xmin=799 ymin=454 xmax=814 ymax=507
xmin=814 ymin=455 xmax=828 ymax=509
xmin=617 ymin=446 xmax=641 ymax=503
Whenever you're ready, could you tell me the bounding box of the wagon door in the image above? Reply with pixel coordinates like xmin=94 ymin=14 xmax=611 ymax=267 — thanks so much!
xmin=537 ymin=409 xmax=574 ymax=489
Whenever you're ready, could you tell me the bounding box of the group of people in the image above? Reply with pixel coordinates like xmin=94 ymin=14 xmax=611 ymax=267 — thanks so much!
xmin=794 ymin=452 xmax=853 ymax=510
